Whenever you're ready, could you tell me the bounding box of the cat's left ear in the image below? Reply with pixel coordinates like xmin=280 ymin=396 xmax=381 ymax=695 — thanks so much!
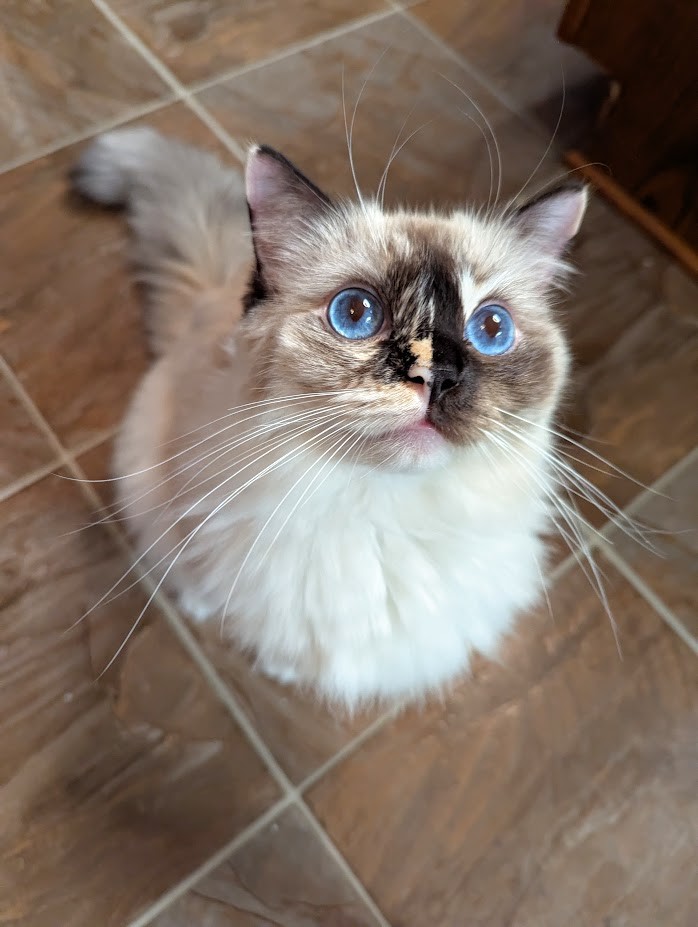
xmin=245 ymin=145 xmax=333 ymax=291
xmin=514 ymin=183 xmax=588 ymax=262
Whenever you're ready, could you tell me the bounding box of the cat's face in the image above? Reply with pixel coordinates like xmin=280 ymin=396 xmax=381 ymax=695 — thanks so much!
xmin=243 ymin=146 xmax=586 ymax=471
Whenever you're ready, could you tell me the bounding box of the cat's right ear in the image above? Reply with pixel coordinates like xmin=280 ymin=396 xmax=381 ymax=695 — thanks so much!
xmin=245 ymin=145 xmax=333 ymax=292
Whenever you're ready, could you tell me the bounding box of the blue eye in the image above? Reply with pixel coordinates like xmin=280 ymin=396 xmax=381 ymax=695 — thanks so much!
xmin=327 ymin=288 xmax=384 ymax=340
xmin=465 ymin=304 xmax=516 ymax=356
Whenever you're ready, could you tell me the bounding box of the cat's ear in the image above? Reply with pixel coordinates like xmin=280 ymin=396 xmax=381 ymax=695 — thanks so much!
xmin=245 ymin=145 xmax=332 ymax=290
xmin=514 ymin=183 xmax=588 ymax=260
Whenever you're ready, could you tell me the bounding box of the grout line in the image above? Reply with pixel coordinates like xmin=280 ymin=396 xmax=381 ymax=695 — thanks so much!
xmin=126 ymin=793 xmax=296 ymax=927
xmin=153 ymin=596 xmax=294 ymax=792
xmin=0 ymin=355 xmax=117 ymax=502
xmin=0 ymin=97 xmax=177 ymax=176
xmin=90 ymin=0 xmax=246 ymax=164
xmin=297 ymin=705 xmax=400 ymax=795
xmin=0 ymin=355 xmax=68 ymax=461
xmin=122 ymin=594 xmax=397 ymax=927
xmin=599 ymin=541 xmax=698 ymax=655
xmin=602 ymin=443 xmax=698 ymax=528
xmin=187 ymin=6 xmax=398 ymax=95
xmin=0 ymin=459 xmax=62 ymax=504
xmin=176 ymin=95 xmax=247 ymax=163
xmin=69 ymin=426 xmax=119 ymax=460
xmin=90 ymin=0 xmax=189 ymax=93
xmin=295 ymin=799 xmax=393 ymax=927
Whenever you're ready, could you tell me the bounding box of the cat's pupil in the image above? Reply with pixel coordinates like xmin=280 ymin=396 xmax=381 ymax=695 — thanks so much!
xmin=483 ymin=312 xmax=502 ymax=338
xmin=349 ymin=297 xmax=369 ymax=323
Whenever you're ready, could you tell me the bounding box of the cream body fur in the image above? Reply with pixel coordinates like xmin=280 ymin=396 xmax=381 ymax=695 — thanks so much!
xmin=73 ymin=128 xmax=587 ymax=706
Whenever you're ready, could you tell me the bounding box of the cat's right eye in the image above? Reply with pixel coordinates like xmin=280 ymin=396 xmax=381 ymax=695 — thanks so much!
xmin=326 ymin=288 xmax=385 ymax=340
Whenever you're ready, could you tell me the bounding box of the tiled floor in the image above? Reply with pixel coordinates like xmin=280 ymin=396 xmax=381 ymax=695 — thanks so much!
xmin=1 ymin=2 xmax=696 ymax=926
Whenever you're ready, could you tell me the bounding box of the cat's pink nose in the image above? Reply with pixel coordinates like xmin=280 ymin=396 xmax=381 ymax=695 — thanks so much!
xmin=407 ymin=364 xmax=433 ymax=402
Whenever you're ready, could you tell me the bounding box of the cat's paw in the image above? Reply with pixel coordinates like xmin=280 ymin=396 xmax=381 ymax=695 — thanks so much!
xmin=177 ymin=590 xmax=217 ymax=624
xmin=259 ymin=659 xmax=301 ymax=687
xmin=70 ymin=127 xmax=161 ymax=206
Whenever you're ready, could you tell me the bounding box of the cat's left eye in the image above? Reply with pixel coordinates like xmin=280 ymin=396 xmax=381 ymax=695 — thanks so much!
xmin=465 ymin=304 xmax=516 ymax=356
xmin=326 ymin=288 xmax=385 ymax=340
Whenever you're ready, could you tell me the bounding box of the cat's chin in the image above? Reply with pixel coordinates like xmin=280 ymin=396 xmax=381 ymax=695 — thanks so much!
xmin=369 ymin=420 xmax=452 ymax=471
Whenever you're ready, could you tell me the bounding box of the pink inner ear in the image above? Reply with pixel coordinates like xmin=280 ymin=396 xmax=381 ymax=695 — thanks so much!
xmin=518 ymin=187 xmax=588 ymax=257
xmin=245 ymin=147 xmax=283 ymax=214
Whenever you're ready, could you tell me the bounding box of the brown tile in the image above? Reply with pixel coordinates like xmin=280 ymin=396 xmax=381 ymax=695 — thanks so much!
xmin=150 ymin=806 xmax=382 ymax=926
xmin=0 ymin=372 xmax=56 ymax=494
xmin=0 ymin=0 xmax=168 ymax=164
xmin=563 ymin=195 xmax=669 ymax=369
xmin=308 ymin=563 xmax=698 ymax=927
xmin=198 ymin=638 xmax=383 ymax=785
xmin=561 ymin=259 xmax=698 ymax=523
xmin=0 ymin=473 xmax=279 ymax=927
xmin=77 ymin=440 xmax=383 ymax=784
xmin=197 ymin=14 xmax=562 ymax=209
xmin=108 ymin=0 xmax=389 ymax=86
xmin=609 ymin=452 xmax=698 ymax=644
xmin=411 ymin=0 xmax=607 ymax=144
xmin=0 ymin=103 xmax=235 ymax=454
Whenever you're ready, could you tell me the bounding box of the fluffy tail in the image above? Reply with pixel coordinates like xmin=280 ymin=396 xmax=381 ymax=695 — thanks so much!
xmin=71 ymin=127 xmax=250 ymax=355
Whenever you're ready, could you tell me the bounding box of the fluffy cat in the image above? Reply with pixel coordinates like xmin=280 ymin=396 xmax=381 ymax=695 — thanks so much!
xmin=72 ymin=127 xmax=587 ymax=707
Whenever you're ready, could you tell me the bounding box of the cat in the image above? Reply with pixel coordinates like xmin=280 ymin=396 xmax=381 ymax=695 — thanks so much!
xmin=71 ymin=126 xmax=587 ymax=707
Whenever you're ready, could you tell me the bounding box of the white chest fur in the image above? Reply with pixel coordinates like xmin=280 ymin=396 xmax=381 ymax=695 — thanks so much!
xmin=123 ymin=414 xmax=554 ymax=707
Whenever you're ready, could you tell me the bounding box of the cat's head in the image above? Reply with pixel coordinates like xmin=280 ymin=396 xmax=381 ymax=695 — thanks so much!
xmin=242 ymin=145 xmax=586 ymax=471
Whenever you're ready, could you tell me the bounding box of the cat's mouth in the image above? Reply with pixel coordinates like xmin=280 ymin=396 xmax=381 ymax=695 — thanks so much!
xmin=373 ymin=416 xmax=451 ymax=467
xmin=393 ymin=418 xmax=440 ymax=439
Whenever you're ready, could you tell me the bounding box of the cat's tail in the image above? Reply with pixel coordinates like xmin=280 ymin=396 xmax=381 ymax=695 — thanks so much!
xmin=71 ymin=127 xmax=250 ymax=355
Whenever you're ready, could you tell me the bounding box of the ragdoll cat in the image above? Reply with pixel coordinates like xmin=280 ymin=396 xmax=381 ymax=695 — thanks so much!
xmin=72 ymin=127 xmax=587 ymax=707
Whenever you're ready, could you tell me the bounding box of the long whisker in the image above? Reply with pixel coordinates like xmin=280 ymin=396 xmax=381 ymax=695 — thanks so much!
xmin=478 ymin=437 xmax=555 ymax=625
xmin=456 ymin=108 xmax=495 ymax=212
xmin=219 ymin=427 xmax=359 ymax=633
xmin=345 ymin=46 xmax=391 ymax=211
xmin=504 ymin=62 xmax=566 ymax=212
xmin=62 ymin=405 xmax=350 ymax=536
xmin=439 ymin=73 xmax=502 ymax=208
xmin=68 ymin=411 xmax=350 ymax=632
xmin=376 ymin=102 xmax=418 ymax=205
xmin=484 ymin=428 xmax=620 ymax=654
xmin=62 ymin=391 xmax=359 ymax=488
xmin=146 ymin=409 xmax=349 ymax=529
xmin=493 ymin=418 xmax=659 ymax=553
xmin=496 ymin=408 xmax=667 ymax=497
xmin=160 ymin=389 xmax=360 ymax=446
xmin=164 ymin=410 xmax=348 ymax=502
xmin=95 ymin=417 xmax=352 ymax=676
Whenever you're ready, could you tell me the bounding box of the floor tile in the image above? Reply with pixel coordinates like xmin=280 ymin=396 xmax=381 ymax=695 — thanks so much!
xmin=0 ymin=0 xmax=168 ymax=165
xmin=0 ymin=103 xmax=234 ymax=454
xmin=194 ymin=638 xmax=382 ymax=785
xmin=562 ymin=259 xmax=698 ymax=523
xmin=197 ymin=14 xmax=562 ymax=209
xmin=411 ymin=0 xmax=607 ymax=143
xmin=308 ymin=562 xmax=698 ymax=927
xmin=0 ymin=473 xmax=279 ymax=927
xmin=108 ymin=0 xmax=389 ymax=86
xmin=150 ymin=805 xmax=382 ymax=926
xmin=609 ymin=452 xmax=698 ymax=645
xmin=0 ymin=371 xmax=56 ymax=495
xmin=77 ymin=440 xmax=383 ymax=784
